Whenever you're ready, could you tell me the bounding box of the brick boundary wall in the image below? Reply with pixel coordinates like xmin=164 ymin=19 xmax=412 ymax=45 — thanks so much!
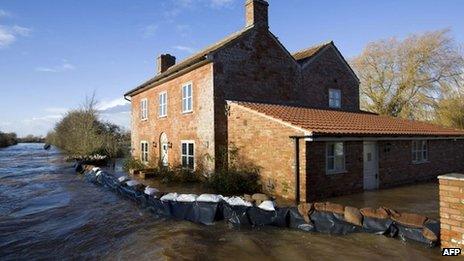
xmin=438 ymin=173 xmax=464 ymax=254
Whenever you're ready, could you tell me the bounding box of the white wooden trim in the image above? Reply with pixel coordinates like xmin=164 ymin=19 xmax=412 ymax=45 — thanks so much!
xmin=140 ymin=98 xmax=148 ymax=121
xmin=325 ymin=142 xmax=346 ymax=175
xmin=180 ymin=140 xmax=195 ymax=170
xmin=158 ymin=91 xmax=168 ymax=117
xmin=181 ymin=82 xmax=193 ymax=114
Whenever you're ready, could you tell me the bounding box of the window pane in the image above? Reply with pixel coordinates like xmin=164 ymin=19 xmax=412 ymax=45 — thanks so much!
xmin=182 ymin=156 xmax=187 ymax=167
xmin=188 ymin=143 xmax=194 ymax=156
xmin=327 ymin=144 xmax=334 ymax=157
xmin=182 ymin=86 xmax=186 ymax=99
xmin=188 ymin=85 xmax=192 ymax=96
xmin=188 ymin=156 xmax=194 ymax=169
xmin=182 ymin=143 xmax=187 ymax=155
xmin=187 ymin=98 xmax=192 ymax=111
xmin=327 ymin=157 xmax=334 ymax=170
xmin=334 ymin=143 xmax=344 ymax=156
xmin=335 ymin=156 xmax=344 ymax=171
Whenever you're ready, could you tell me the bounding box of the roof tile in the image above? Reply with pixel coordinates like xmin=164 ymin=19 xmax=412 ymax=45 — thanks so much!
xmin=232 ymin=101 xmax=464 ymax=137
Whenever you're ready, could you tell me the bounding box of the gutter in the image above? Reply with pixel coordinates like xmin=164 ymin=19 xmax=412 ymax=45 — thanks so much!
xmin=305 ymin=136 xmax=464 ymax=142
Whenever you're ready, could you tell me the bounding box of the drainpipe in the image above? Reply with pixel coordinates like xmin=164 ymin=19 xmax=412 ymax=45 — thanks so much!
xmin=293 ymin=137 xmax=300 ymax=205
xmin=290 ymin=135 xmax=313 ymax=205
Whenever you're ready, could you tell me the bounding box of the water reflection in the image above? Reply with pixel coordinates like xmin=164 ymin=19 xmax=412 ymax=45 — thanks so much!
xmin=0 ymin=144 xmax=441 ymax=260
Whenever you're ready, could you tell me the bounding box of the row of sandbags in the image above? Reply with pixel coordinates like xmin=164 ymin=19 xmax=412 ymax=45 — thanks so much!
xmin=77 ymin=164 xmax=439 ymax=247
xmin=297 ymin=202 xmax=440 ymax=247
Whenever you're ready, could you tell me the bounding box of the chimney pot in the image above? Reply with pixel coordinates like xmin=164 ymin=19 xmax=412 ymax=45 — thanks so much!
xmin=245 ymin=0 xmax=269 ymax=28
xmin=157 ymin=54 xmax=176 ymax=74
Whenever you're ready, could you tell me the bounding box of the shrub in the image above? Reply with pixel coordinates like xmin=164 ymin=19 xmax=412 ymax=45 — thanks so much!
xmin=122 ymin=157 xmax=146 ymax=172
xmin=0 ymin=132 xmax=18 ymax=148
xmin=207 ymin=168 xmax=261 ymax=195
xmin=158 ymin=165 xmax=203 ymax=184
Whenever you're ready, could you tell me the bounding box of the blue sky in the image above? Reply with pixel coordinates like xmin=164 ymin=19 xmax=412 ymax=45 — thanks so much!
xmin=0 ymin=0 xmax=463 ymax=136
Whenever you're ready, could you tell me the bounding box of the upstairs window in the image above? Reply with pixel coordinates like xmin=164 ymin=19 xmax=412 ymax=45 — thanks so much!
xmin=329 ymin=89 xmax=341 ymax=108
xmin=412 ymin=140 xmax=428 ymax=163
xmin=326 ymin=142 xmax=345 ymax=174
xmin=181 ymin=141 xmax=194 ymax=170
xmin=159 ymin=92 xmax=167 ymax=117
xmin=182 ymin=83 xmax=193 ymax=113
xmin=141 ymin=141 xmax=149 ymax=163
xmin=140 ymin=98 xmax=148 ymax=120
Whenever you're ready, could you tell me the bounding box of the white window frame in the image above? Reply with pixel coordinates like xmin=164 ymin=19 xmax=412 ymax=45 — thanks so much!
xmin=182 ymin=82 xmax=193 ymax=113
xmin=412 ymin=140 xmax=428 ymax=163
xmin=329 ymin=88 xmax=341 ymax=109
xmin=159 ymin=91 xmax=167 ymax=117
xmin=181 ymin=140 xmax=195 ymax=170
xmin=140 ymin=98 xmax=148 ymax=120
xmin=326 ymin=142 xmax=346 ymax=174
xmin=140 ymin=141 xmax=149 ymax=163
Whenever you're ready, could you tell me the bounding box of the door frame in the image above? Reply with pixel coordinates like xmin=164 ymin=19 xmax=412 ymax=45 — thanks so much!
xmin=160 ymin=132 xmax=169 ymax=167
xmin=363 ymin=141 xmax=379 ymax=190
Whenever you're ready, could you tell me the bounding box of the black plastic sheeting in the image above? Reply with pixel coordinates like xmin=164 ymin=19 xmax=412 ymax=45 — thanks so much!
xmin=78 ymin=164 xmax=439 ymax=247
xmin=362 ymin=216 xmax=398 ymax=237
xmin=310 ymin=211 xmax=361 ymax=235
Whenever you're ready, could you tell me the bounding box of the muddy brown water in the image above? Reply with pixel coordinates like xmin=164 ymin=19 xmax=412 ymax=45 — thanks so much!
xmin=0 ymin=144 xmax=443 ymax=260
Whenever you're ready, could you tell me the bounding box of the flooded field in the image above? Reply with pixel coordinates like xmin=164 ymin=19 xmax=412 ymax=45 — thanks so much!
xmin=0 ymin=143 xmax=442 ymax=260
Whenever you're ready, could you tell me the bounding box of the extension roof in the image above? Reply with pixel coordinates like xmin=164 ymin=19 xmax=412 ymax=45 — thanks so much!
xmin=230 ymin=101 xmax=464 ymax=137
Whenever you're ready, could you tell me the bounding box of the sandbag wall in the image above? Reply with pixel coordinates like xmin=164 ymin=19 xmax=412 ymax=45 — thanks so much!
xmin=77 ymin=164 xmax=439 ymax=248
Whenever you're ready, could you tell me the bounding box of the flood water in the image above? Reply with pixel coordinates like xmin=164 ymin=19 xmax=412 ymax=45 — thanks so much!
xmin=0 ymin=143 xmax=443 ymax=260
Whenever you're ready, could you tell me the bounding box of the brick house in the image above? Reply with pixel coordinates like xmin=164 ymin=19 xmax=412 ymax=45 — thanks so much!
xmin=124 ymin=0 xmax=464 ymax=202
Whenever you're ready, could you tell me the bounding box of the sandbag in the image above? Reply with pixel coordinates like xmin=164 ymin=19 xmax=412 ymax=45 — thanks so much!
xmin=84 ymin=170 xmax=98 ymax=184
xmin=310 ymin=211 xmax=361 ymax=235
xmin=391 ymin=212 xmax=427 ymax=229
xmin=314 ymin=202 xmax=344 ymax=215
xmin=170 ymin=201 xmax=196 ymax=221
xmin=287 ymin=207 xmax=314 ymax=232
xmin=248 ymin=206 xmax=278 ymax=227
xmin=222 ymin=204 xmax=252 ymax=227
xmin=101 ymin=173 xmax=120 ymax=191
xmin=272 ymin=207 xmax=291 ymax=228
xmin=396 ymin=223 xmax=436 ymax=247
xmin=190 ymin=201 xmax=223 ymax=225
xmin=146 ymin=197 xmax=172 ymax=217
xmin=362 ymin=216 xmax=397 ymax=237
xmin=344 ymin=206 xmax=363 ymax=226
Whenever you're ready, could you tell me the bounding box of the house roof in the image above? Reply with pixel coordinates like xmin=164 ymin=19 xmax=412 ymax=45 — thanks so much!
xmin=292 ymin=41 xmax=332 ymax=63
xmin=124 ymin=25 xmax=255 ymax=97
xmin=230 ymin=101 xmax=464 ymax=137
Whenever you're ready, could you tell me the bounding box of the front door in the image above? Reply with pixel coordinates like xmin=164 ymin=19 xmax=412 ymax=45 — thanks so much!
xmin=160 ymin=133 xmax=168 ymax=166
xmin=363 ymin=141 xmax=379 ymax=190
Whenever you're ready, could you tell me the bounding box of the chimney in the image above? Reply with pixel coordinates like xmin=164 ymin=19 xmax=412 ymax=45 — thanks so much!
xmin=157 ymin=54 xmax=176 ymax=74
xmin=245 ymin=0 xmax=269 ymax=28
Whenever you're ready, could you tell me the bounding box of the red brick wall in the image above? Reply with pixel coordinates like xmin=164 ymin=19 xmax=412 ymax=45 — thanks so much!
xmin=305 ymin=141 xmax=364 ymax=201
xmin=227 ymin=103 xmax=307 ymax=201
xmin=131 ymin=62 xmax=215 ymax=171
xmin=305 ymin=139 xmax=464 ymax=201
xmin=379 ymin=140 xmax=464 ymax=188
xmin=438 ymin=174 xmax=464 ymax=253
xmin=299 ymin=45 xmax=360 ymax=112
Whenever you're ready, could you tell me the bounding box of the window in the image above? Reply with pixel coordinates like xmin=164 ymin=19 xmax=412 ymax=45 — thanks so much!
xmin=141 ymin=141 xmax=149 ymax=163
xmin=159 ymin=92 xmax=167 ymax=117
xmin=326 ymin=142 xmax=345 ymax=173
xmin=182 ymin=83 xmax=193 ymax=113
xmin=181 ymin=141 xmax=194 ymax=170
xmin=140 ymin=98 xmax=148 ymax=120
xmin=329 ymin=89 xmax=341 ymax=108
xmin=412 ymin=140 xmax=428 ymax=163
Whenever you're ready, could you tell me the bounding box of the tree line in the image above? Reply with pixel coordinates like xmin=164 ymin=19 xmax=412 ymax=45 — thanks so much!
xmin=351 ymin=29 xmax=464 ymax=129
xmin=0 ymin=132 xmax=18 ymax=148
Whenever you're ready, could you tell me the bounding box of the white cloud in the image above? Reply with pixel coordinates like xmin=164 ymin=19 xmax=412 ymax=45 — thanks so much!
xmin=35 ymin=63 xmax=75 ymax=73
xmin=0 ymin=25 xmax=31 ymax=48
xmin=141 ymin=24 xmax=158 ymax=38
xmin=97 ymin=97 xmax=129 ymax=111
xmin=174 ymin=45 xmax=196 ymax=54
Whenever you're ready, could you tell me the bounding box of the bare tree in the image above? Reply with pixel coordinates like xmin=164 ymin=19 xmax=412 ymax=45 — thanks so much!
xmin=351 ymin=29 xmax=464 ymax=120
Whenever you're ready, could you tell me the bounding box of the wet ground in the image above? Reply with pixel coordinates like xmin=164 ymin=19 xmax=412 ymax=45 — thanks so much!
xmin=0 ymin=143 xmax=443 ymax=260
